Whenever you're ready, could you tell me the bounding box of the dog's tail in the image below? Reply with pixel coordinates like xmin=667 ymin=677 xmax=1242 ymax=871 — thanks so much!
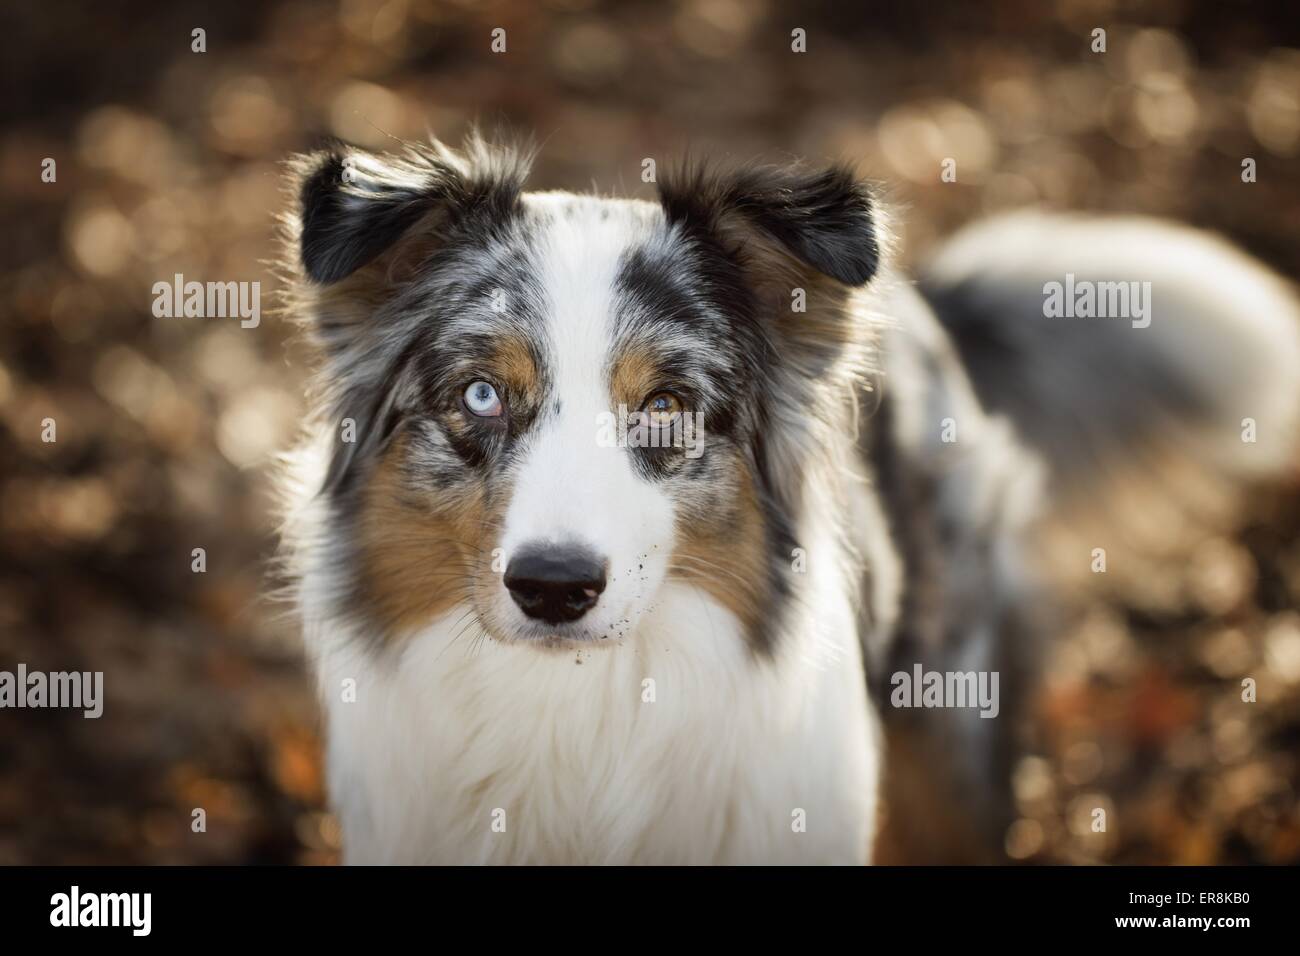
xmin=917 ymin=211 xmax=1300 ymax=580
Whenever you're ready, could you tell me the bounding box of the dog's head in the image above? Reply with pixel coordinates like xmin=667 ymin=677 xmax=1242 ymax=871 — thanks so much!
xmin=284 ymin=134 xmax=884 ymax=652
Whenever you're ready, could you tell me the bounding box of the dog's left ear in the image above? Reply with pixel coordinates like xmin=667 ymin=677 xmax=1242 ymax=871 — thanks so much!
xmin=658 ymin=161 xmax=882 ymax=290
xmin=658 ymin=162 xmax=884 ymax=549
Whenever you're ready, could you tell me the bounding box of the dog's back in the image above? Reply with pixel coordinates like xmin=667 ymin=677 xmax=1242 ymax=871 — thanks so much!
xmin=863 ymin=211 xmax=1300 ymax=860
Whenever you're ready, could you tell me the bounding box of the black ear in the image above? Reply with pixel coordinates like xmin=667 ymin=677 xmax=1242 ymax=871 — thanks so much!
xmin=293 ymin=138 xmax=530 ymax=285
xmin=297 ymin=151 xmax=448 ymax=284
xmin=658 ymin=161 xmax=881 ymax=287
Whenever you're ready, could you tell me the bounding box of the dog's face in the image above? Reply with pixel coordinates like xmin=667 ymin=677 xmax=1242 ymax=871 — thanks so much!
xmin=288 ymin=137 xmax=881 ymax=651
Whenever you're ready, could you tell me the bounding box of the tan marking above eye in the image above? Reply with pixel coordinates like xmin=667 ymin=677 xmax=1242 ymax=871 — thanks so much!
xmin=458 ymin=335 xmax=540 ymax=419
xmin=610 ymin=345 xmax=660 ymax=411
xmin=493 ymin=336 xmax=540 ymax=396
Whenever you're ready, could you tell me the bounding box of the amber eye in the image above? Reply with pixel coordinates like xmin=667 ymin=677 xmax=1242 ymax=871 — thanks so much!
xmin=643 ymin=391 xmax=683 ymax=427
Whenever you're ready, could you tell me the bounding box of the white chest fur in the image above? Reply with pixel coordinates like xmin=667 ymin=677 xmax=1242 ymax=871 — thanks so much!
xmin=307 ymin=572 xmax=879 ymax=865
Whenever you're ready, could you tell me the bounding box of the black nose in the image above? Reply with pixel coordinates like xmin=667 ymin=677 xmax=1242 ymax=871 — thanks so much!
xmin=504 ymin=546 xmax=607 ymax=624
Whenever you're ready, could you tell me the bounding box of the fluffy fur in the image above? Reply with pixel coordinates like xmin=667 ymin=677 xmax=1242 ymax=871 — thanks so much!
xmin=277 ymin=134 xmax=1300 ymax=864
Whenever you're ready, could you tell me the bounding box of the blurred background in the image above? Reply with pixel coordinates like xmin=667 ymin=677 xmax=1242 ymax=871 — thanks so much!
xmin=2 ymin=0 xmax=1299 ymax=864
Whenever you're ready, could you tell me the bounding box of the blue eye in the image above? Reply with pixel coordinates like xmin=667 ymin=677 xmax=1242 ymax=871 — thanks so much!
xmin=464 ymin=381 xmax=503 ymax=417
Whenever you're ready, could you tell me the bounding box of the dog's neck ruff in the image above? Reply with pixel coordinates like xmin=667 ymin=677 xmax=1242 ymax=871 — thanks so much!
xmin=301 ymin=506 xmax=878 ymax=864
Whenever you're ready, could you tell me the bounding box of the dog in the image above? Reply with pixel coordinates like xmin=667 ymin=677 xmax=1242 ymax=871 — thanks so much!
xmin=277 ymin=133 xmax=1300 ymax=864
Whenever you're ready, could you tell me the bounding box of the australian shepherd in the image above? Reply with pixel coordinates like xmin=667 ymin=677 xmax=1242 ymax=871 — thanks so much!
xmin=277 ymin=133 xmax=1300 ymax=864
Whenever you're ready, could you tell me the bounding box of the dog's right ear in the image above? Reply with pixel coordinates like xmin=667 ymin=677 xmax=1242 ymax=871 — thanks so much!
xmin=287 ymin=137 xmax=531 ymax=287
xmin=296 ymin=149 xmax=447 ymax=284
xmin=283 ymin=138 xmax=531 ymax=497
